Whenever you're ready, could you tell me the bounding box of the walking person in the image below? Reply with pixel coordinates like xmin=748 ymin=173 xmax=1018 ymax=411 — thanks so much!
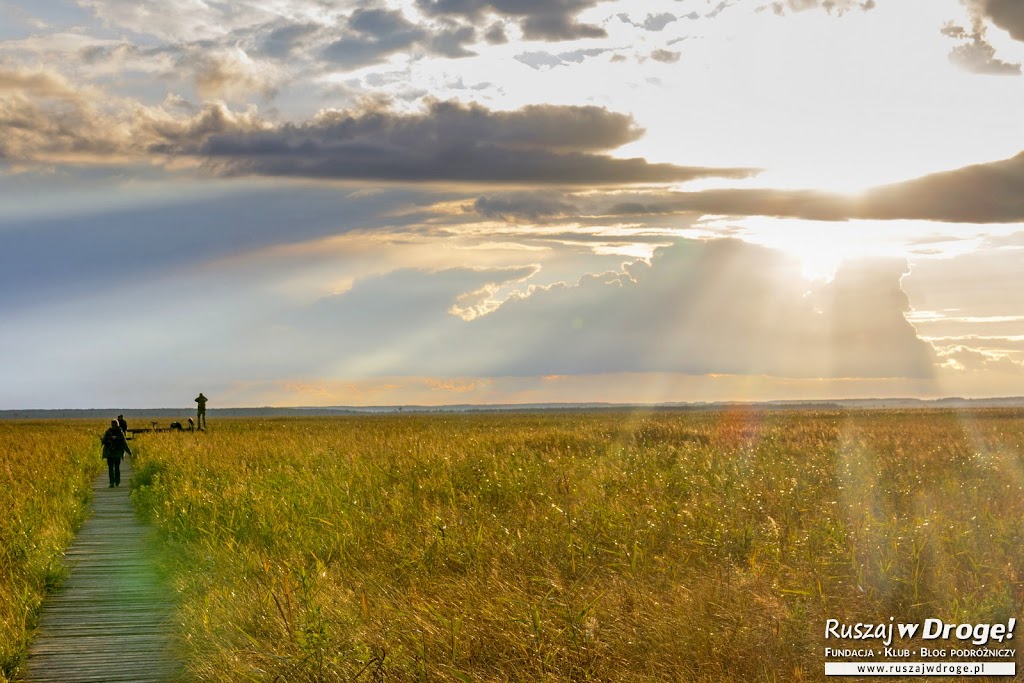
xmin=195 ymin=392 xmax=208 ymax=430
xmin=101 ymin=420 xmax=132 ymax=488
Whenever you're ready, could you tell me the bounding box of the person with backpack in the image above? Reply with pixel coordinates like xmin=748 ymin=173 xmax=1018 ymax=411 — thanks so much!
xmin=101 ymin=420 xmax=132 ymax=488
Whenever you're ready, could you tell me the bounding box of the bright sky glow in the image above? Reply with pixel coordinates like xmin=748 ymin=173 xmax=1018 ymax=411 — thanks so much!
xmin=1 ymin=0 xmax=1023 ymax=408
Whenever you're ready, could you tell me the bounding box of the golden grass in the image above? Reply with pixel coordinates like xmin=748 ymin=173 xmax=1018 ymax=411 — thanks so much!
xmin=0 ymin=420 xmax=102 ymax=681
xmin=124 ymin=409 xmax=1024 ymax=682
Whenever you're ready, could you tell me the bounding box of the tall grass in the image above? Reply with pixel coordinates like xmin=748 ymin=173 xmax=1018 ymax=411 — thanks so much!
xmin=127 ymin=409 xmax=1024 ymax=681
xmin=0 ymin=420 xmax=101 ymax=681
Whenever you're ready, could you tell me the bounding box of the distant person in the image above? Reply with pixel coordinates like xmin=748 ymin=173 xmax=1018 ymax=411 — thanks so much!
xmin=100 ymin=420 xmax=132 ymax=488
xmin=117 ymin=414 xmax=128 ymax=435
xmin=195 ymin=392 xmax=208 ymax=430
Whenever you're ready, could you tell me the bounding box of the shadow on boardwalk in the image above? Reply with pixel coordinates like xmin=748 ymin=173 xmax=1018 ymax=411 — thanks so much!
xmin=20 ymin=457 xmax=184 ymax=683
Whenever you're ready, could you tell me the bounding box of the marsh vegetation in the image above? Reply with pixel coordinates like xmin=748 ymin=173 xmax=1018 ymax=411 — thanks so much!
xmin=120 ymin=410 xmax=1024 ymax=681
xmin=0 ymin=421 xmax=100 ymax=681
xmin=4 ymin=410 xmax=1022 ymax=681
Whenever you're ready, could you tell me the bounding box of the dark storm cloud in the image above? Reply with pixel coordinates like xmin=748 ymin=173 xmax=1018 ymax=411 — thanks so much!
xmin=414 ymin=0 xmax=610 ymax=40
xmin=602 ymin=151 xmax=1024 ymax=223
xmin=183 ymin=100 xmax=756 ymax=185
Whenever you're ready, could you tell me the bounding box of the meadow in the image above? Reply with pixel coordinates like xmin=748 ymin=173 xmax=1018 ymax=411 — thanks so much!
xmin=0 ymin=421 xmax=101 ymax=681
xmin=114 ymin=409 xmax=1024 ymax=682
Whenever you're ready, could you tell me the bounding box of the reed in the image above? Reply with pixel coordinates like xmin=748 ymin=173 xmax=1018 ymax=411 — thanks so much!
xmin=0 ymin=420 xmax=101 ymax=681
xmin=124 ymin=409 xmax=1024 ymax=681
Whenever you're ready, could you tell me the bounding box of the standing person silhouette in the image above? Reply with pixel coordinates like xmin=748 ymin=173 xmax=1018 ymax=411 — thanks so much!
xmin=195 ymin=392 xmax=208 ymax=430
xmin=101 ymin=420 xmax=132 ymax=487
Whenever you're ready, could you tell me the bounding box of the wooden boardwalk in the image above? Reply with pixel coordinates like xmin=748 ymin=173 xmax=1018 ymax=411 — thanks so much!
xmin=20 ymin=457 xmax=184 ymax=683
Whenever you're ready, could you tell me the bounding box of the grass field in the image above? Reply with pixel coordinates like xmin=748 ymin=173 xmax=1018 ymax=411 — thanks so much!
xmin=112 ymin=409 xmax=1024 ymax=682
xmin=3 ymin=411 xmax=1022 ymax=681
xmin=0 ymin=421 xmax=101 ymax=681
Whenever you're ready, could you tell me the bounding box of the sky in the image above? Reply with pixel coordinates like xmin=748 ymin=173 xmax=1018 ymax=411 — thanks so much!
xmin=1 ymin=0 xmax=1022 ymax=409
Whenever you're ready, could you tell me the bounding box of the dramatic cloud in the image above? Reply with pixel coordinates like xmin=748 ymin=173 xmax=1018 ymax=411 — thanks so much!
xmin=414 ymin=0 xmax=611 ymax=40
xmin=290 ymin=239 xmax=935 ymax=379
xmin=942 ymin=21 xmax=1021 ymax=75
xmin=604 ymin=151 xmax=1024 ymax=223
xmin=322 ymin=8 xmax=430 ymax=69
xmin=73 ymin=5 xmax=481 ymax=77
xmin=4 ymin=0 xmax=1022 ymax=406
xmin=0 ymin=67 xmax=127 ymax=161
xmin=179 ymin=100 xmax=757 ymax=185
xmin=0 ymin=82 xmax=754 ymax=185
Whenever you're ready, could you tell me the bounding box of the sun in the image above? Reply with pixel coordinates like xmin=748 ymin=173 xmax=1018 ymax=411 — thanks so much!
xmin=699 ymin=216 xmax=940 ymax=282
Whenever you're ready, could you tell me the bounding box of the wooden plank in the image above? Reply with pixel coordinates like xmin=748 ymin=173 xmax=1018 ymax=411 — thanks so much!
xmin=19 ymin=458 xmax=186 ymax=683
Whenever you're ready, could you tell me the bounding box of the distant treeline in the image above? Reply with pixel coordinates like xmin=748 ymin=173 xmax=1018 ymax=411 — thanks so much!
xmin=2 ymin=396 xmax=1024 ymax=420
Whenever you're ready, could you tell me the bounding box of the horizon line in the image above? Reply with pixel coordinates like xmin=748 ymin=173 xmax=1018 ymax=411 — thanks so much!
xmin=3 ymin=395 xmax=1024 ymax=415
